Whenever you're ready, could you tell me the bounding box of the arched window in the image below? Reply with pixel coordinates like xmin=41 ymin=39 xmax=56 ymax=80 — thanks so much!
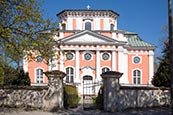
xmin=102 ymin=67 xmax=110 ymax=73
xmin=62 ymin=23 xmax=66 ymax=30
xmin=110 ymin=24 xmax=114 ymax=31
xmin=66 ymin=67 xmax=74 ymax=83
xmin=36 ymin=68 xmax=43 ymax=84
xmin=133 ymin=70 xmax=141 ymax=84
xmin=85 ymin=22 xmax=91 ymax=30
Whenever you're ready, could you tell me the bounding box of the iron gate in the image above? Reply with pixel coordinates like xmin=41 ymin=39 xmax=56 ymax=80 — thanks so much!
xmin=83 ymin=76 xmax=102 ymax=110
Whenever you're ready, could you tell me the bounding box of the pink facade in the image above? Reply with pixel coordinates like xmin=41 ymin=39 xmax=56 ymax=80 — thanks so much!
xmin=23 ymin=9 xmax=155 ymax=94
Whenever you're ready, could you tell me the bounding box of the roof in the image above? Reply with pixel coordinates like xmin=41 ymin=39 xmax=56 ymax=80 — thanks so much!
xmin=125 ymin=33 xmax=156 ymax=50
xmin=56 ymin=9 xmax=119 ymax=19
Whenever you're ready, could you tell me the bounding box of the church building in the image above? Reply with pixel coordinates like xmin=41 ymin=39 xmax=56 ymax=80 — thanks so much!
xmin=23 ymin=8 xmax=155 ymax=95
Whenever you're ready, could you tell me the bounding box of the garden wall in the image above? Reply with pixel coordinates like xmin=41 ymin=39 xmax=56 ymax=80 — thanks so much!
xmin=101 ymin=71 xmax=170 ymax=112
xmin=0 ymin=86 xmax=47 ymax=109
xmin=0 ymin=70 xmax=66 ymax=112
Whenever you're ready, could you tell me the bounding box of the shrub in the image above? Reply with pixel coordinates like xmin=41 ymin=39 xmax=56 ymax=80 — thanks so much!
xmin=64 ymin=84 xmax=80 ymax=108
xmin=93 ymin=86 xmax=104 ymax=110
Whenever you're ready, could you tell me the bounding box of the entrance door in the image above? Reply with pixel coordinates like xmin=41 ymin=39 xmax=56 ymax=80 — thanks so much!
xmin=83 ymin=75 xmax=95 ymax=109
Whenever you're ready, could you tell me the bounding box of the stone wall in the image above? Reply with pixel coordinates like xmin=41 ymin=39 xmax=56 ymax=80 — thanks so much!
xmin=0 ymin=86 xmax=47 ymax=109
xmin=0 ymin=70 xmax=66 ymax=112
xmin=101 ymin=71 xmax=170 ymax=112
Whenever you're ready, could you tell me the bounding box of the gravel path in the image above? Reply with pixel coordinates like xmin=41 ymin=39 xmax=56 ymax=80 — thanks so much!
xmin=0 ymin=107 xmax=171 ymax=115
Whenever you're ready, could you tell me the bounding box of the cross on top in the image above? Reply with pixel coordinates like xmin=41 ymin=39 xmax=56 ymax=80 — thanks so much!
xmin=86 ymin=5 xmax=91 ymax=10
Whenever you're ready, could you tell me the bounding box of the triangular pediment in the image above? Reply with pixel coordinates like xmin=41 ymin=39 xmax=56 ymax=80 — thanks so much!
xmin=61 ymin=30 xmax=120 ymax=44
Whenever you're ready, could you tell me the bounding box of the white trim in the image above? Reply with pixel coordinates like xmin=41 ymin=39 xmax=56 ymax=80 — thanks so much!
xmin=81 ymin=66 xmax=95 ymax=82
xmin=31 ymin=83 xmax=48 ymax=86
xmin=60 ymin=51 xmax=64 ymax=72
xmin=67 ymin=17 xmax=72 ymax=30
xmin=76 ymin=18 xmax=82 ymax=30
xmin=23 ymin=56 xmax=28 ymax=72
xmin=94 ymin=18 xmax=100 ymax=30
xmin=34 ymin=67 xmax=45 ymax=84
xmin=61 ymin=47 xmax=118 ymax=51
xmin=132 ymin=68 xmax=142 ymax=85
xmin=75 ymin=50 xmax=80 ymax=82
xmin=132 ymin=55 xmax=142 ymax=64
xmin=112 ymin=50 xmax=116 ymax=71
xmin=64 ymin=66 xmax=75 ymax=83
xmin=65 ymin=51 xmax=75 ymax=61
xmin=82 ymin=51 xmax=93 ymax=61
xmin=101 ymin=52 xmax=111 ymax=61
xmin=96 ymin=50 xmax=101 ymax=81
xmin=118 ymin=46 xmax=129 ymax=84
xmin=83 ymin=19 xmax=93 ymax=30
xmin=104 ymin=18 xmax=109 ymax=30
xmin=148 ymin=50 xmax=154 ymax=84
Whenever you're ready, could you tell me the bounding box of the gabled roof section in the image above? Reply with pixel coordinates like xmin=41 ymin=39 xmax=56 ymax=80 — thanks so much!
xmin=60 ymin=30 xmax=124 ymax=45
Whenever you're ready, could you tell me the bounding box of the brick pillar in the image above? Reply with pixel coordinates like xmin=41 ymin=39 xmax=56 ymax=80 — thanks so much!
xmin=101 ymin=71 xmax=123 ymax=112
xmin=43 ymin=70 xmax=66 ymax=112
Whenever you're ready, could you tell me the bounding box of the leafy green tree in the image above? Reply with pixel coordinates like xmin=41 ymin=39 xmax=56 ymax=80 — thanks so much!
xmin=0 ymin=0 xmax=58 ymax=71
xmin=152 ymin=41 xmax=170 ymax=87
xmin=14 ymin=69 xmax=30 ymax=86
xmin=0 ymin=54 xmax=18 ymax=85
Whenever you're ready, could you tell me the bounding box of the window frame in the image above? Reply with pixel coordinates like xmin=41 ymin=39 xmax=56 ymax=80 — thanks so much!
xmin=66 ymin=52 xmax=74 ymax=60
xmin=35 ymin=68 xmax=44 ymax=84
xmin=102 ymin=52 xmax=111 ymax=61
xmin=82 ymin=51 xmax=93 ymax=61
xmin=132 ymin=69 xmax=142 ymax=85
xmin=132 ymin=56 xmax=142 ymax=64
xmin=65 ymin=67 xmax=74 ymax=83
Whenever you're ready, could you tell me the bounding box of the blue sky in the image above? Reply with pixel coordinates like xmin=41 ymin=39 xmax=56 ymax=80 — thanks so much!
xmin=41 ymin=0 xmax=172 ymax=60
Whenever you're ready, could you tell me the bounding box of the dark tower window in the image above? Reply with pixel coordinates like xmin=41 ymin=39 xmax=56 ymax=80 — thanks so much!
xmin=85 ymin=22 xmax=91 ymax=30
xmin=110 ymin=24 xmax=114 ymax=31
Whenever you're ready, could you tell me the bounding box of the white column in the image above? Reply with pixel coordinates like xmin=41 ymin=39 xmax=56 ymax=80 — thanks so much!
xmin=23 ymin=56 xmax=28 ymax=72
xmin=112 ymin=50 xmax=116 ymax=71
xmin=96 ymin=50 xmax=101 ymax=81
xmin=118 ymin=46 xmax=129 ymax=84
xmin=148 ymin=50 xmax=154 ymax=84
xmin=75 ymin=50 xmax=80 ymax=83
xmin=60 ymin=50 xmax=64 ymax=72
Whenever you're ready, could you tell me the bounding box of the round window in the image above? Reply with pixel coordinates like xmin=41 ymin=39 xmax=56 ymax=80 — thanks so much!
xmin=36 ymin=56 xmax=43 ymax=62
xmin=84 ymin=53 xmax=92 ymax=60
xmin=66 ymin=52 xmax=73 ymax=60
xmin=133 ymin=56 xmax=140 ymax=64
xmin=102 ymin=53 xmax=110 ymax=60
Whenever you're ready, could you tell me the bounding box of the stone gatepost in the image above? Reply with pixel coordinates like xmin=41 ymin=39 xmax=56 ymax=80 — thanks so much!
xmin=101 ymin=71 xmax=123 ymax=112
xmin=43 ymin=70 xmax=66 ymax=112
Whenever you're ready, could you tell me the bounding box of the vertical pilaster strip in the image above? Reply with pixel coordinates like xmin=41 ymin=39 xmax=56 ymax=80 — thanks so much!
xmin=23 ymin=55 xmax=28 ymax=72
xmin=118 ymin=46 xmax=129 ymax=84
xmin=96 ymin=50 xmax=101 ymax=81
xmin=75 ymin=48 xmax=80 ymax=82
xmin=60 ymin=50 xmax=64 ymax=72
xmin=112 ymin=50 xmax=116 ymax=71
xmin=148 ymin=50 xmax=154 ymax=84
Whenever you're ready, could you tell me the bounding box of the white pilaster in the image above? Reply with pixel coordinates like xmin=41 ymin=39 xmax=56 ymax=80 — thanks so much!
xmin=76 ymin=18 xmax=82 ymax=30
xmin=94 ymin=18 xmax=100 ymax=30
xmin=67 ymin=17 xmax=72 ymax=30
xmin=60 ymin=50 xmax=64 ymax=72
xmin=104 ymin=18 xmax=109 ymax=30
xmin=75 ymin=49 xmax=80 ymax=83
xmin=112 ymin=50 xmax=116 ymax=71
xmin=148 ymin=50 xmax=154 ymax=84
xmin=23 ymin=56 xmax=28 ymax=72
xmin=96 ymin=50 xmax=101 ymax=81
xmin=118 ymin=46 xmax=129 ymax=84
